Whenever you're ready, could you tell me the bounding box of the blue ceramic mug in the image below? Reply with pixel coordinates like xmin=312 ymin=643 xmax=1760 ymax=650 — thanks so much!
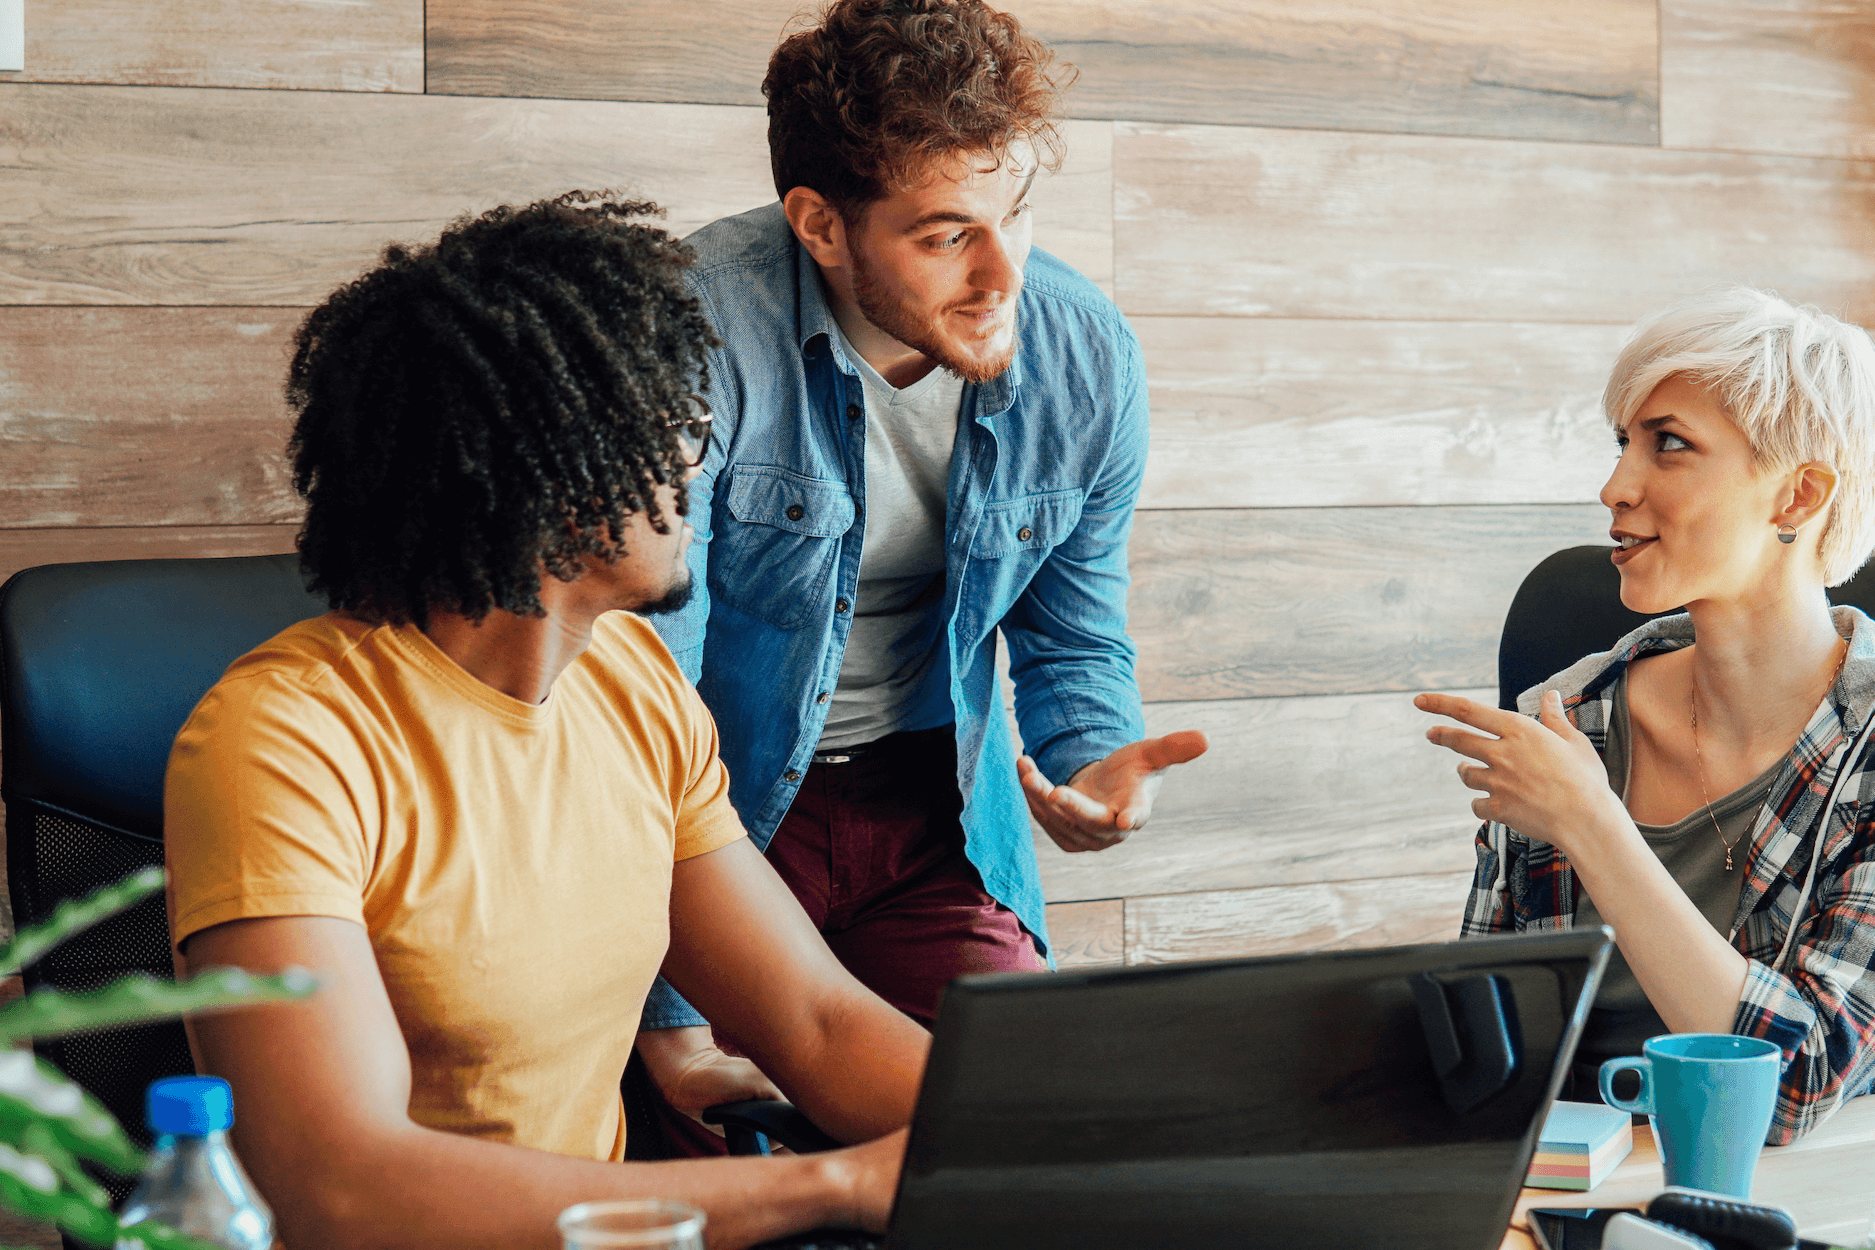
xmin=1599 ymin=1033 xmax=1783 ymax=1198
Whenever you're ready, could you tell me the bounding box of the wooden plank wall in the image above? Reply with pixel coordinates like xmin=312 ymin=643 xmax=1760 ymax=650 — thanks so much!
xmin=4 ymin=2 xmax=1874 ymax=983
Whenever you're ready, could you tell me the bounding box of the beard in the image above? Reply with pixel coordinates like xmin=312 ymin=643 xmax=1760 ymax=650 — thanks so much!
xmin=634 ymin=565 xmax=695 ymax=617
xmin=850 ymin=245 xmax=1017 ymax=385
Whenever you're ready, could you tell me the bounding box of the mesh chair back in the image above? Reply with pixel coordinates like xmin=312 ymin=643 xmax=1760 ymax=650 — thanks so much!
xmin=0 ymin=554 xmax=325 ymax=1203
xmin=1498 ymin=546 xmax=1875 ymax=710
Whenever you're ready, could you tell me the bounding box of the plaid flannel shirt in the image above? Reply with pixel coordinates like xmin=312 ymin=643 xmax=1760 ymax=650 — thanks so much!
xmin=1462 ymin=606 xmax=1875 ymax=1143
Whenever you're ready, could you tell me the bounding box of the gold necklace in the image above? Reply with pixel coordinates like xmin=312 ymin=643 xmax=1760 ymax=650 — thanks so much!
xmin=1689 ymin=638 xmax=1849 ymax=871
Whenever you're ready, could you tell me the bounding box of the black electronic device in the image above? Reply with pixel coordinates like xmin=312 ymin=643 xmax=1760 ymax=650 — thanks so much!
xmin=889 ymin=928 xmax=1611 ymax=1249
xmin=757 ymin=928 xmax=1612 ymax=1250
xmin=1532 ymin=1205 xmax=1845 ymax=1250
xmin=1531 ymin=1208 xmax=1646 ymax=1250
xmin=1646 ymin=1189 xmax=1800 ymax=1250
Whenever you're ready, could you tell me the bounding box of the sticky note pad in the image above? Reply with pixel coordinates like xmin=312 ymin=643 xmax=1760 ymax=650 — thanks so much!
xmin=1525 ymin=1100 xmax=1633 ymax=1191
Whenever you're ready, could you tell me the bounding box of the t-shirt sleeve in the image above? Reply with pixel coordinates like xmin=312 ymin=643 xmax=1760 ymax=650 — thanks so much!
xmin=670 ymin=677 xmax=747 ymax=862
xmin=165 ymin=670 xmax=378 ymax=949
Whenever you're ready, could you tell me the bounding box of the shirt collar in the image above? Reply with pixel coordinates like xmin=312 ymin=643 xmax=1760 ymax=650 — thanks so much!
xmin=1525 ymin=605 xmax=1875 ymax=737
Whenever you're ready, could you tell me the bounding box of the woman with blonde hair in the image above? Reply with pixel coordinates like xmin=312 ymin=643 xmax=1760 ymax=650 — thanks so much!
xmin=1419 ymin=286 xmax=1875 ymax=1143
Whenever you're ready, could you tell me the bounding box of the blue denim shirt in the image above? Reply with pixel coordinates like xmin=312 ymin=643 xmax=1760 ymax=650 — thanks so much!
xmin=641 ymin=203 xmax=1146 ymax=1028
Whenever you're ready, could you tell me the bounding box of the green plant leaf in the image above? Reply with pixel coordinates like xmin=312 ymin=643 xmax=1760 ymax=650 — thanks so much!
xmin=0 ymin=966 xmax=317 ymax=1045
xmin=15 ymin=1122 xmax=108 ymax=1208
xmin=0 ymin=870 xmax=304 ymax=1248
xmin=0 ymin=1140 xmax=225 ymax=1250
xmin=0 ymin=1051 xmax=142 ymax=1175
xmin=0 ymin=868 xmax=165 ymax=976
xmin=0 ymin=1139 xmax=116 ymax=1246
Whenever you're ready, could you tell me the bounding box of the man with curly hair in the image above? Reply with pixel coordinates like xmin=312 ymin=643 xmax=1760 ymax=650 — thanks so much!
xmin=638 ymin=0 xmax=1206 ymax=1139
xmin=162 ymin=193 xmax=923 ymax=1248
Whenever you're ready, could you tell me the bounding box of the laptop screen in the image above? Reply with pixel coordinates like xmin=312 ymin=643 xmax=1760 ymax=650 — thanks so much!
xmin=891 ymin=928 xmax=1611 ymax=1250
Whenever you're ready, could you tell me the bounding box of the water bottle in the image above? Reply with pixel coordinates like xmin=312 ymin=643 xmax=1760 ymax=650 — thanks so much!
xmin=115 ymin=1076 xmax=274 ymax=1250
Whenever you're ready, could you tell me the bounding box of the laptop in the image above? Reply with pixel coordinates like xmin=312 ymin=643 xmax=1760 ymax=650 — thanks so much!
xmin=767 ymin=927 xmax=1612 ymax=1250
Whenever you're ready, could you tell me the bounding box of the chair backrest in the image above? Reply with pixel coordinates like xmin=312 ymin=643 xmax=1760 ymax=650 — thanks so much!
xmin=1498 ymin=545 xmax=1875 ymax=710
xmin=0 ymin=554 xmax=326 ymax=1188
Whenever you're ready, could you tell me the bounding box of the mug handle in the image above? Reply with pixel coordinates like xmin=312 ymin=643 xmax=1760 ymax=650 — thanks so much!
xmin=1599 ymin=1056 xmax=1653 ymax=1115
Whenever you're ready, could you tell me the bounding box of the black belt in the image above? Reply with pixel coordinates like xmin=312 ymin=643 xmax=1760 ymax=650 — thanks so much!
xmin=810 ymin=725 xmax=951 ymax=766
xmin=810 ymin=740 xmax=885 ymax=766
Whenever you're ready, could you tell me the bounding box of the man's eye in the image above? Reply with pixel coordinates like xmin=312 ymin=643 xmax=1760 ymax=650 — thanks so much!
xmin=932 ymin=231 xmax=966 ymax=250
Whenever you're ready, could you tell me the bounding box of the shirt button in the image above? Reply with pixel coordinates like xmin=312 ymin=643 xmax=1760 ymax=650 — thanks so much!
xmin=816 ymin=692 xmax=830 ymax=704
xmin=835 ymin=597 xmax=850 ymax=613
xmin=846 ymin=403 xmax=862 ymax=420
xmin=786 ymin=504 xmax=805 ymax=521
xmin=1017 ymin=526 xmax=1033 ymax=541
xmin=784 ymin=769 xmax=801 ymax=783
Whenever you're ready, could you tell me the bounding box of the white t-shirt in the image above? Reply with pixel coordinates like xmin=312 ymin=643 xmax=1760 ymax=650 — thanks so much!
xmin=817 ymin=337 xmax=964 ymax=749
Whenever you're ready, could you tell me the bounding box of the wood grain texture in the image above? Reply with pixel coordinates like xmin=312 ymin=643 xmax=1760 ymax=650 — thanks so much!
xmin=426 ymin=0 xmax=1655 ymax=145
xmin=0 ymin=1208 xmax=57 ymax=1250
xmin=0 ymin=308 xmax=300 ymax=528
xmin=1008 ymin=0 xmax=1657 ymax=143
xmin=1034 ymin=691 xmax=1487 ymax=905
xmin=1662 ymin=0 xmax=1875 ymax=159
xmin=1113 ymin=122 xmax=1875 ymax=324
xmin=1123 ymin=871 xmax=1473 ymax=964
xmin=5 ymin=0 xmax=422 ymax=93
xmin=1043 ymin=899 xmax=1124 ymax=967
xmin=0 ymin=526 xmax=300 ymax=588
xmin=1032 ymin=121 xmax=1113 ymax=295
xmin=1128 ymin=504 xmax=1610 ymax=703
xmin=0 ymin=86 xmax=1110 ymax=306
xmin=426 ymin=0 xmax=787 ymax=106
xmin=1136 ymin=318 xmax=1628 ymax=511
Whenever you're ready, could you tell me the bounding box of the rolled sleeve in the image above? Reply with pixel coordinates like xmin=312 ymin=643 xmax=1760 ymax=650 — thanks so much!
xmin=1732 ymin=908 xmax=1875 ymax=1142
xmin=639 ymin=977 xmax=709 ymax=1031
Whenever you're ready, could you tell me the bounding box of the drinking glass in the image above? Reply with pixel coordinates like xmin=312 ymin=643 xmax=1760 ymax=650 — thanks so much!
xmin=558 ymin=1199 xmax=705 ymax=1249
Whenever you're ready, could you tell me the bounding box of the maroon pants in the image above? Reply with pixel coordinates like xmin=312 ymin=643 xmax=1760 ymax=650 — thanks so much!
xmin=643 ymin=725 xmax=1045 ymax=1156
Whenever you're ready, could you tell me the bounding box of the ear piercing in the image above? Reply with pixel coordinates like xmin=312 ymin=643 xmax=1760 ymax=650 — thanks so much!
xmin=1778 ymin=524 xmax=1799 ymax=545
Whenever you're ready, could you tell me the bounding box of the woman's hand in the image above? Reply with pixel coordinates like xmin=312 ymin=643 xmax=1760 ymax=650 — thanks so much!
xmin=636 ymin=1025 xmax=784 ymax=1124
xmin=1416 ymin=689 xmax=1628 ymax=858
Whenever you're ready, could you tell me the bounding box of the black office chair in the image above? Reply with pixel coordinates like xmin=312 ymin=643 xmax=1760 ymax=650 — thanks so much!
xmin=1497 ymin=544 xmax=1875 ymax=710
xmin=0 ymin=553 xmax=327 ymax=1218
xmin=0 ymin=554 xmax=831 ymax=1189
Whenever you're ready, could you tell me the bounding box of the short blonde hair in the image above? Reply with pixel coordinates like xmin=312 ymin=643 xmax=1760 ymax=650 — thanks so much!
xmin=1604 ymin=286 xmax=1875 ymax=586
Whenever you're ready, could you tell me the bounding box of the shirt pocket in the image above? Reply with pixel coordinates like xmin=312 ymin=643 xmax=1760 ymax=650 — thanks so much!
xmin=969 ymin=488 xmax=1083 ymax=561
xmin=710 ymin=466 xmax=857 ymax=630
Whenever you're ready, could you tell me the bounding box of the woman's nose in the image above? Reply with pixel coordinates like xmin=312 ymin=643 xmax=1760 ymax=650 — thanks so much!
xmin=1600 ymin=450 xmax=1639 ymax=513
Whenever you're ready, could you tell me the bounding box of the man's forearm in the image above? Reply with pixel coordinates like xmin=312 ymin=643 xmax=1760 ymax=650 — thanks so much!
xmin=764 ymin=985 xmax=928 ymax=1143
xmin=662 ymin=840 xmax=931 ymax=1145
xmin=248 ymin=1112 xmax=864 ymax=1250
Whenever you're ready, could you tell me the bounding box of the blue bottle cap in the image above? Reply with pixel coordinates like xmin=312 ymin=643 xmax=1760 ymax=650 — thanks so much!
xmin=146 ymin=1076 xmax=234 ymax=1135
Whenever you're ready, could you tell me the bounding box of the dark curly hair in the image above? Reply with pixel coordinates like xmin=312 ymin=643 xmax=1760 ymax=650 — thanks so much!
xmin=286 ymin=191 xmax=716 ymax=627
xmin=764 ymin=0 xmax=1074 ymax=219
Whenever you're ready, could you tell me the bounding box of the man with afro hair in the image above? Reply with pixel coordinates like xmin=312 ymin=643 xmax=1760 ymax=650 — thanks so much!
xmin=636 ymin=0 xmax=1207 ymax=1147
xmin=164 ymin=192 xmax=924 ymax=1248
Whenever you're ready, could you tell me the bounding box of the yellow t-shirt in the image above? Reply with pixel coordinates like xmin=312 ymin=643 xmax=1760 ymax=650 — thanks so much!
xmin=165 ymin=610 xmax=744 ymax=1162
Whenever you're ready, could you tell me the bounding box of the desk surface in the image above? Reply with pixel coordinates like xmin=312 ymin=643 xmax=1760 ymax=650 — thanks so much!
xmin=1500 ymin=1095 xmax=1875 ymax=1248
